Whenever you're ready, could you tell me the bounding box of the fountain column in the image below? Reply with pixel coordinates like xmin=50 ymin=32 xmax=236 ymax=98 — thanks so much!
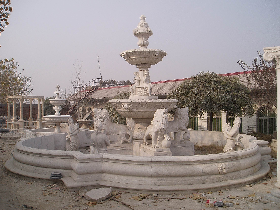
xmin=129 ymin=15 xmax=154 ymax=100
xmin=263 ymin=46 xmax=280 ymax=197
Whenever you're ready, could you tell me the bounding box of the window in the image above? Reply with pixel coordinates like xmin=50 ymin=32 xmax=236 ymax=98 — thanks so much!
xmin=189 ymin=116 xmax=198 ymax=130
xmin=207 ymin=112 xmax=222 ymax=131
xmin=257 ymin=107 xmax=276 ymax=134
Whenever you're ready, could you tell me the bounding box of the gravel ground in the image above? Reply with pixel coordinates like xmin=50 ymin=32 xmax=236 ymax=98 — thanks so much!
xmin=0 ymin=137 xmax=279 ymax=210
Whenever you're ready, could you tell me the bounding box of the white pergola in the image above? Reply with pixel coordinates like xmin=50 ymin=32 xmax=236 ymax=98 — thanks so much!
xmin=6 ymin=95 xmax=44 ymax=129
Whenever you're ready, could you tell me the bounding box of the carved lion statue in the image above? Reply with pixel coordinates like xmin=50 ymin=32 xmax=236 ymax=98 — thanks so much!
xmin=143 ymin=109 xmax=169 ymax=147
xmin=93 ymin=108 xmax=132 ymax=144
xmin=143 ymin=107 xmax=190 ymax=148
xmin=90 ymin=130 xmax=110 ymax=154
xmin=166 ymin=107 xmax=190 ymax=142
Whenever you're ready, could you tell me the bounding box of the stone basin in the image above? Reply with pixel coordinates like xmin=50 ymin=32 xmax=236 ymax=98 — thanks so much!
xmin=108 ymin=98 xmax=177 ymax=124
xmin=120 ymin=49 xmax=167 ymax=68
xmin=49 ymin=99 xmax=67 ymax=106
xmin=43 ymin=115 xmax=71 ymax=133
xmin=4 ymin=131 xmax=270 ymax=191
xmin=43 ymin=115 xmax=71 ymax=123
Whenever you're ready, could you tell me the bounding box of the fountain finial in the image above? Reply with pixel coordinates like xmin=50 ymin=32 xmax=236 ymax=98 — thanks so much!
xmin=133 ymin=15 xmax=153 ymax=49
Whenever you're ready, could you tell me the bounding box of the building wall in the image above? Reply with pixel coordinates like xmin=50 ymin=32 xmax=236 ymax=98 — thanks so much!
xmin=241 ymin=115 xmax=257 ymax=134
xmin=195 ymin=111 xmax=258 ymax=135
xmin=197 ymin=113 xmax=208 ymax=131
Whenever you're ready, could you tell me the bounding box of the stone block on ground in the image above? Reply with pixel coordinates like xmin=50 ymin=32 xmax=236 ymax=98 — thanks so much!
xmin=85 ymin=187 xmax=112 ymax=201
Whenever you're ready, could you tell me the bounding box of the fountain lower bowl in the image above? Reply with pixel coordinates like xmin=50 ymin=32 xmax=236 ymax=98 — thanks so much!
xmin=43 ymin=115 xmax=71 ymax=123
xmin=5 ymin=131 xmax=270 ymax=191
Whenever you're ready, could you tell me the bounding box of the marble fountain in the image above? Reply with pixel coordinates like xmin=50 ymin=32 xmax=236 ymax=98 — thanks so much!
xmin=5 ymin=16 xmax=270 ymax=191
xmin=42 ymin=85 xmax=71 ymax=133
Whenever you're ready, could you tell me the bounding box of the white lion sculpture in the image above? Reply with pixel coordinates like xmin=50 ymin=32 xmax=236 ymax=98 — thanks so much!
xmin=144 ymin=107 xmax=190 ymax=148
xmin=166 ymin=107 xmax=190 ymax=142
xmin=90 ymin=130 xmax=110 ymax=154
xmin=93 ymin=108 xmax=132 ymax=144
xmin=144 ymin=109 xmax=169 ymax=147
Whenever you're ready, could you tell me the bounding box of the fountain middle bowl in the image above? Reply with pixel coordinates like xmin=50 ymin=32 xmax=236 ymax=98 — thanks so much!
xmin=109 ymin=98 xmax=177 ymax=120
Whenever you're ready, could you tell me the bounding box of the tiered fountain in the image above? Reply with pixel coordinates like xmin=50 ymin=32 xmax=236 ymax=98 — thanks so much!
xmin=109 ymin=15 xmax=177 ymax=139
xmin=5 ymin=16 xmax=270 ymax=191
xmin=43 ymin=85 xmax=71 ymax=133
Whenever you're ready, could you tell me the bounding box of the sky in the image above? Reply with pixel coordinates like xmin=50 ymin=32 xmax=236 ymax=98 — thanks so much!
xmin=1 ymin=0 xmax=280 ymax=98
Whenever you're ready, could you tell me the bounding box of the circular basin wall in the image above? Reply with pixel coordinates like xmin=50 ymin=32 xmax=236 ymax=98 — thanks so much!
xmin=5 ymin=132 xmax=270 ymax=191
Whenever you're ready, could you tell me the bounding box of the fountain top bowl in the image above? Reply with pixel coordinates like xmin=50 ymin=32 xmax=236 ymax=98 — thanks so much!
xmin=120 ymin=49 xmax=166 ymax=69
xmin=49 ymin=98 xmax=66 ymax=106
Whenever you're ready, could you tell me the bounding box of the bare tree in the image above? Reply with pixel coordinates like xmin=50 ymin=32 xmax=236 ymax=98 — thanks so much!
xmin=238 ymin=51 xmax=276 ymax=112
xmin=0 ymin=58 xmax=32 ymax=103
xmin=0 ymin=0 xmax=13 ymax=46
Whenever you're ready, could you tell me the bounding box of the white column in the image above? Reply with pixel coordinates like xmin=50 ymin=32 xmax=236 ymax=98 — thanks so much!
xmin=221 ymin=111 xmax=227 ymax=132
xmin=41 ymin=98 xmax=44 ymax=117
xmin=29 ymin=99 xmax=33 ymax=127
xmin=37 ymin=98 xmax=42 ymax=129
xmin=37 ymin=98 xmax=41 ymax=119
xmin=19 ymin=98 xmax=23 ymax=121
xmin=41 ymin=98 xmax=44 ymax=128
xmin=18 ymin=98 xmax=24 ymax=129
xmin=12 ymin=99 xmax=16 ymax=122
xmin=7 ymin=100 xmax=11 ymax=128
xmin=263 ymin=46 xmax=280 ymax=195
xmin=7 ymin=100 xmax=11 ymax=121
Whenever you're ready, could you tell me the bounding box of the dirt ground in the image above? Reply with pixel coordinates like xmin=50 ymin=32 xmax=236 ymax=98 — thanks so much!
xmin=0 ymin=137 xmax=279 ymax=210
